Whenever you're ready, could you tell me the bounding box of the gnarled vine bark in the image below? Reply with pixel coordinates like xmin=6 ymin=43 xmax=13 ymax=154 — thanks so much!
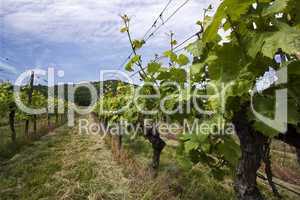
xmin=9 ymin=105 xmax=16 ymax=143
xmin=233 ymin=106 xmax=300 ymax=200
xmin=233 ymin=105 xmax=267 ymax=200
xmin=262 ymin=142 xmax=281 ymax=198
xmin=144 ymin=126 xmax=166 ymax=173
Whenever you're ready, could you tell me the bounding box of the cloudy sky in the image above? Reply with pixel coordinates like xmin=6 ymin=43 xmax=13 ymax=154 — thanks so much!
xmin=0 ymin=0 xmax=219 ymax=84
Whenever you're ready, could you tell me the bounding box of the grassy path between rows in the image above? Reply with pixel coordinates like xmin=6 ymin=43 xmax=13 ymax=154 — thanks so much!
xmin=0 ymin=121 xmax=130 ymax=200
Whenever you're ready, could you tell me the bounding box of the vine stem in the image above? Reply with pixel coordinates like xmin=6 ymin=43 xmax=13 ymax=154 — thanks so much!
xmin=25 ymin=71 xmax=35 ymax=138
xmin=263 ymin=140 xmax=282 ymax=199
xmin=169 ymin=31 xmax=175 ymax=67
xmin=122 ymin=16 xmax=158 ymax=85
xmin=123 ymin=19 xmax=147 ymax=79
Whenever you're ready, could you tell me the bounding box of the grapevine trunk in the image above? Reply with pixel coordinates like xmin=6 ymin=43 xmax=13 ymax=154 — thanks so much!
xmin=144 ymin=126 xmax=166 ymax=172
xmin=233 ymin=105 xmax=267 ymax=200
xmin=9 ymin=109 xmax=16 ymax=142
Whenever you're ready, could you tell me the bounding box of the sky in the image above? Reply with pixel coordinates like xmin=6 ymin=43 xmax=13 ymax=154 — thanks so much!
xmin=0 ymin=0 xmax=219 ymax=85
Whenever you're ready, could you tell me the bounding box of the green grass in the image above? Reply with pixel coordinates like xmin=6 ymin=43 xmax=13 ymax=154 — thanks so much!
xmin=0 ymin=117 xmax=8 ymax=127
xmin=122 ymin=135 xmax=299 ymax=200
xmin=0 ymin=125 xmax=131 ymax=200
xmin=0 ymin=128 xmax=68 ymax=200
xmin=1 ymin=118 xmax=299 ymax=200
xmin=0 ymin=122 xmax=31 ymax=160
xmin=0 ymin=117 xmax=64 ymax=161
xmin=122 ymin=136 xmax=235 ymax=199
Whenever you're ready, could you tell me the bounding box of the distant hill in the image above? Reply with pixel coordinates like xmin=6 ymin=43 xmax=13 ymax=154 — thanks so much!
xmin=1 ymin=79 xmax=132 ymax=106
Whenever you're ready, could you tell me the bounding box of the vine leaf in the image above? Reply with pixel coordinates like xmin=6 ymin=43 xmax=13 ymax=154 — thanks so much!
xmin=169 ymin=68 xmax=187 ymax=82
xmin=261 ymin=23 xmax=300 ymax=58
xmin=125 ymin=55 xmax=141 ymax=71
xmin=164 ymin=50 xmax=177 ymax=63
xmin=207 ymin=44 xmax=246 ymax=83
xmin=186 ymin=40 xmax=205 ymax=57
xmin=147 ymin=62 xmax=161 ymax=74
xmin=203 ymin=0 xmax=253 ymax=43
xmin=177 ymin=54 xmax=190 ymax=66
xmin=190 ymin=63 xmax=205 ymax=76
xmin=262 ymin=0 xmax=290 ymax=17
xmin=120 ymin=27 xmax=128 ymax=33
xmin=217 ymin=137 xmax=240 ymax=166
xmin=132 ymin=40 xmax=145 ymax=50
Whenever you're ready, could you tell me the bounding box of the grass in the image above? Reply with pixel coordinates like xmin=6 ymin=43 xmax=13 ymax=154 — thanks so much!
xmin=0 ymin=117 xmax=64 ymax=161
xmin=0 ymin=122 xmax=32 ymax=161
xmin=0 ymin=124 xmax=130 ymax=200
xmin=0 ymin=128 xmax=67 ymax=199
xmin=121 ymin=136 xmax=236 ymax=199
xmin=0 ymin=115 xmax=299 ymax=200
xmin=121 ymin=135 xmax=299 ymax=200
xmin=0 ymin=117 xmax=8 ymax=127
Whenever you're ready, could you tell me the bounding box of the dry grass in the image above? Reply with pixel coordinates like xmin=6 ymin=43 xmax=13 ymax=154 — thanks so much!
xmin=1 ymin=115 xmax=299 ymax=200
xmin=0 ymin=124 xmax=131 ymax=200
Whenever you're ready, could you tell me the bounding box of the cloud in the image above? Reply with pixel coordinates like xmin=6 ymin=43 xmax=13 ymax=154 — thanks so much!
xmin=3 ymin=1 xmax=119 ymax=43
xmin=0 ymin=0 xmax=220 ymax=83
xmin=2 ymin=0 xmax=219 ymax=43
xmin=0 ymin=60 xmax=18 ymax=74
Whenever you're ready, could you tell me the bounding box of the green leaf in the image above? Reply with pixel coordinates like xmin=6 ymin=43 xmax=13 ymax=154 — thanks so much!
xmin=251 ymin=95 xmax=275 ymax=118
xmin=164 ymin=50 xmax=177 ymax=62
xmin=177 ymin=54 xmax=190 ymax=66
xmin=169 ymin=68 xmax=187 ymax=83
xmin=287 ymin=1 xmax=300 ymax=26
xmin=147 ymin=62 xmax=161 ymax=74
xmin=202 ymin=3 xmax=224 ymax=43
xmin=131 ymin=55 xmax=141 ymax=63
xmin=217 ymin=136 xmax=241 ymax=166
xmin=203 ymin=0 xmax=253 ymax=43
xmin=226 ymin=77 xmax=253 ymax=97
xmin=157 ymin=71 xmax=170 ymax=80
xmin=125 ymin=55 xmax=141 ymax=72
xmin=132 ymin=40 xmax=145 ymax=50
xmin=120 ymin=27 xmax=128 ymax=33
xmin=210 ymin=168 xmax=226 ymax=180
xmin=244 ymin=32 xmax=266 ymax=58
xmin=262 ymin=0 xmax=290 ymax=17
xmin=253 ymin=121 xmax=280 ymax=137
xmin=207 ymin=44 xmax=246 ymax=83
xmin=184 ymin=140 xmax=199 ymax=153
xmin=125 ymin=61 xmax=134 ymax=71
xmin=171 ymin=40 xmax=178 ymax=46
xmin=203 ymin=15 xmax=213 ymax=29
xmin=288 ymin=100 xmax=300 ymax=125
xmin=190 ymin=63 xmax=205 ymax=75
xmin=186 ymin=39 xmax=205 ymax=57
xmin=201 ymin=143 xmax=211 ymax=153
xmin=261 ymin=23 xmax=300 ymax=58
xmin=196 ymin=133 xmax=209 ymax=144
xmin=196 ymin=20 xmax=202 ymax=26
